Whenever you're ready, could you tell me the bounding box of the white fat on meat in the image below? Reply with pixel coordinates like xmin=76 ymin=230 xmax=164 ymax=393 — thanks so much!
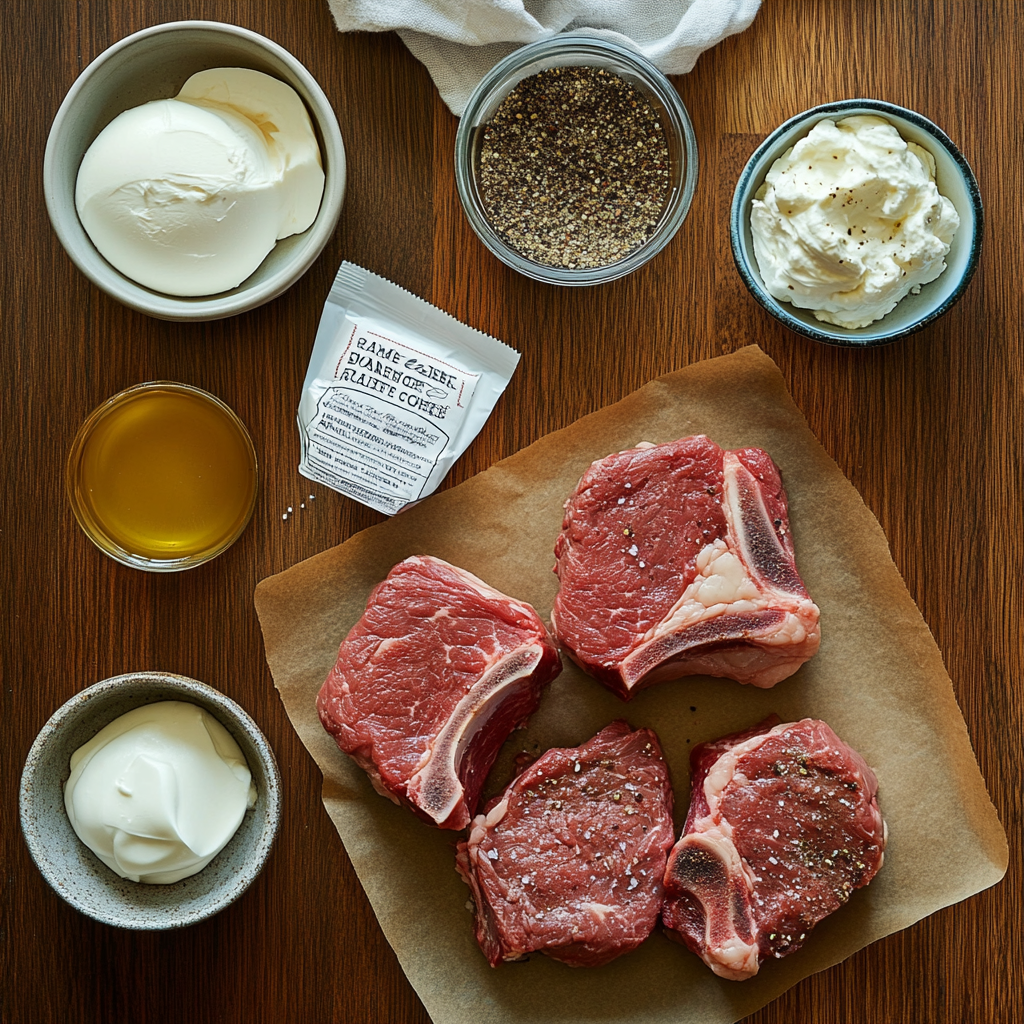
xmin=437 ymin=562 xmax=525 ymax=607
xmin=478 ymin=794 xmax=511 ymax=832
xmin=643 ymin=539 xmax=760 ymax=640
xmin=621 ymin=453 xmax=820 ymax=691
xmin=580 ymin=903 xmax=619 ymax=924
xmin=701 ymin=726 xmax=787 ymax=830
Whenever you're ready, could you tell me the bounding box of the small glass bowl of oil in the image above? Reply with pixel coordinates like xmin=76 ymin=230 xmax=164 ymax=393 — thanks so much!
xmin=66 ymin=382 xmax=258 ymax=571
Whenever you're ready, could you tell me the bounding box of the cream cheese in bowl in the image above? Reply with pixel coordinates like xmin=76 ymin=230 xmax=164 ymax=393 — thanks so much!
xmin=75 ymin=67 xmax=324 ymax=296
xmin=730 ymin=98 xmax=982 ymax=346
xmin=64 ymin=701 xmax=257 ymax=884
xmin=750 ymin=115 xmax=960 ymax=328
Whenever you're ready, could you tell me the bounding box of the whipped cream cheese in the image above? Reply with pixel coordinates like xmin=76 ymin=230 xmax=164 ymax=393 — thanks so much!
xmin=750 ymin=115 xmax=959 ymax=328
xmin=64 ymin=701 xmax=257 ymax=884
xmin=75 ymin=68 xmax=325 ymax=297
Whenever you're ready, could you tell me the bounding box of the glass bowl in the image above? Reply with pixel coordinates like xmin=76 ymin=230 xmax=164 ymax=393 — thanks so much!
xmin=66 ymin=382 xmax=258 ymax=572
xmin=455 ymin=35 xmax=698 ymax=286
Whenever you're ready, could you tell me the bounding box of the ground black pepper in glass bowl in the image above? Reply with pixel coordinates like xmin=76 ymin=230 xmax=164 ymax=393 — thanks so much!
xmin=455 ymin=36 xmax=698 ymax=287
xmin=479 ymin=66 xmax=670 ymax=269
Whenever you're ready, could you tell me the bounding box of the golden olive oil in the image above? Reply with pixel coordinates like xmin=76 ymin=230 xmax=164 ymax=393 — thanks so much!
xmin=69 ymin=384 xmax=257 ymax=565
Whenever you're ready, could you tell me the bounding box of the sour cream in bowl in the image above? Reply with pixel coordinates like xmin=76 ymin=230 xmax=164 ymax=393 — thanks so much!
xmin=19 ymin=672 xmax=280 ymax=929
xmin=64 ymin=701 xmax=258 ymax=885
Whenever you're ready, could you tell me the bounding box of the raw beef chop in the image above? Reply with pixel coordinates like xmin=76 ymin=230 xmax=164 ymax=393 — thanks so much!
xmin=662 ymin=716 xmax=885 ymax=980
xmin=551 ymin=435 xmax=821 ymax=699
xmin=317 ymin=556 xmax=562 ymax=830
xmin=456 ymin=721 xmax=675 ymax=967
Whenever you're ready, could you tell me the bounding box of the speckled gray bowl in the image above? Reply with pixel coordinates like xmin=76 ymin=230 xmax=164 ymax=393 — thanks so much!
xmin=730 ymin=98 xmax=983 ymax=346
xmin=19 ymin=672 xmax=281 ymax=929
xmin=43 ymin=21 xmax=346 ymax=321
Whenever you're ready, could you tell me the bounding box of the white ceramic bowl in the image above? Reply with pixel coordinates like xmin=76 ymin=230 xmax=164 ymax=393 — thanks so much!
xmin=730 ymin=99 xmax=982 ymax=347
xmin=43 ymin=21 xmax=346 ymax=321
xmin=19 ymin=672 xmax=281 ymax=928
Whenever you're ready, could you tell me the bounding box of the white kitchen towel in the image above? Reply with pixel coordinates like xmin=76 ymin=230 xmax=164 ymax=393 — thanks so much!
xmin=327 ymin=0 xmax=761 ymax=114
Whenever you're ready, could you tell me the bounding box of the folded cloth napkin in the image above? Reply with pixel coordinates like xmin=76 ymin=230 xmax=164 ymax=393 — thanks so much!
xmin=327 ymin=0 xmax=761 ymax=114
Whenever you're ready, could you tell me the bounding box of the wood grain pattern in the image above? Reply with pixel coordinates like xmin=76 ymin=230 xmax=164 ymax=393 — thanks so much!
xmin=1 ymin=2 xmax=1018 ymax=1022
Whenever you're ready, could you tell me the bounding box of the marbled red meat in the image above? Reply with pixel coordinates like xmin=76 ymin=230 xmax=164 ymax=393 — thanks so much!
xmin=551 ymin=435 xmax=820 ymax=699
xmin=456 ymin=721 xmax=675 ymax=967
xmin=662 ymin=716 xmax=885 ymax=980
xmin=317 ymin=556 xmax=562 ymax=830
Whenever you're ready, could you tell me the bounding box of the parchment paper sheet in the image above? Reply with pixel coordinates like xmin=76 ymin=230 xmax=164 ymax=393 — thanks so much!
xmin=255 ymin=345 xmax=1008 ymax=1024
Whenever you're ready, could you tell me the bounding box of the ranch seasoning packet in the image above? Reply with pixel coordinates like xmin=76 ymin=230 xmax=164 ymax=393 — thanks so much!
xmin=298 ymin=262 xmax=520 ymax=515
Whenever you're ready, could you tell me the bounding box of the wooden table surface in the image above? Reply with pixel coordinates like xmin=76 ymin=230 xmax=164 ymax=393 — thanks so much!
xmin=3 ymin=1 xmax=1019 ymax=1021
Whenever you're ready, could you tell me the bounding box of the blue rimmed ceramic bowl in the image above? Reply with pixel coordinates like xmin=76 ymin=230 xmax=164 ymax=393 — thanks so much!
xmin=730 ymin=99 xmax=982 ymax=347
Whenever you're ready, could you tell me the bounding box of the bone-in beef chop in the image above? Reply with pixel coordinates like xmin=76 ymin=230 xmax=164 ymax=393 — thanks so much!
xmin=662 ymin=716 xmax=885 ymax=980
xmin=551 ymin=435 xmax=821 ymax=699
xmin=317 ymin=556 xmax=562 ymax=830
xmin=456 ymin=721 xmax=675 ymax=967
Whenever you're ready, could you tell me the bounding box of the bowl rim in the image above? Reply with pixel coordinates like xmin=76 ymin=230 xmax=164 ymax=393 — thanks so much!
xmin=729 ymin=97 xmax=984 ymax=347
xmin=43 ymin=19 xmax=346 ymax=322
xmin=19 ymin=671 xmax=282 ymax=929
xmin=454 ymin=33 xmax=699 ymax=287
